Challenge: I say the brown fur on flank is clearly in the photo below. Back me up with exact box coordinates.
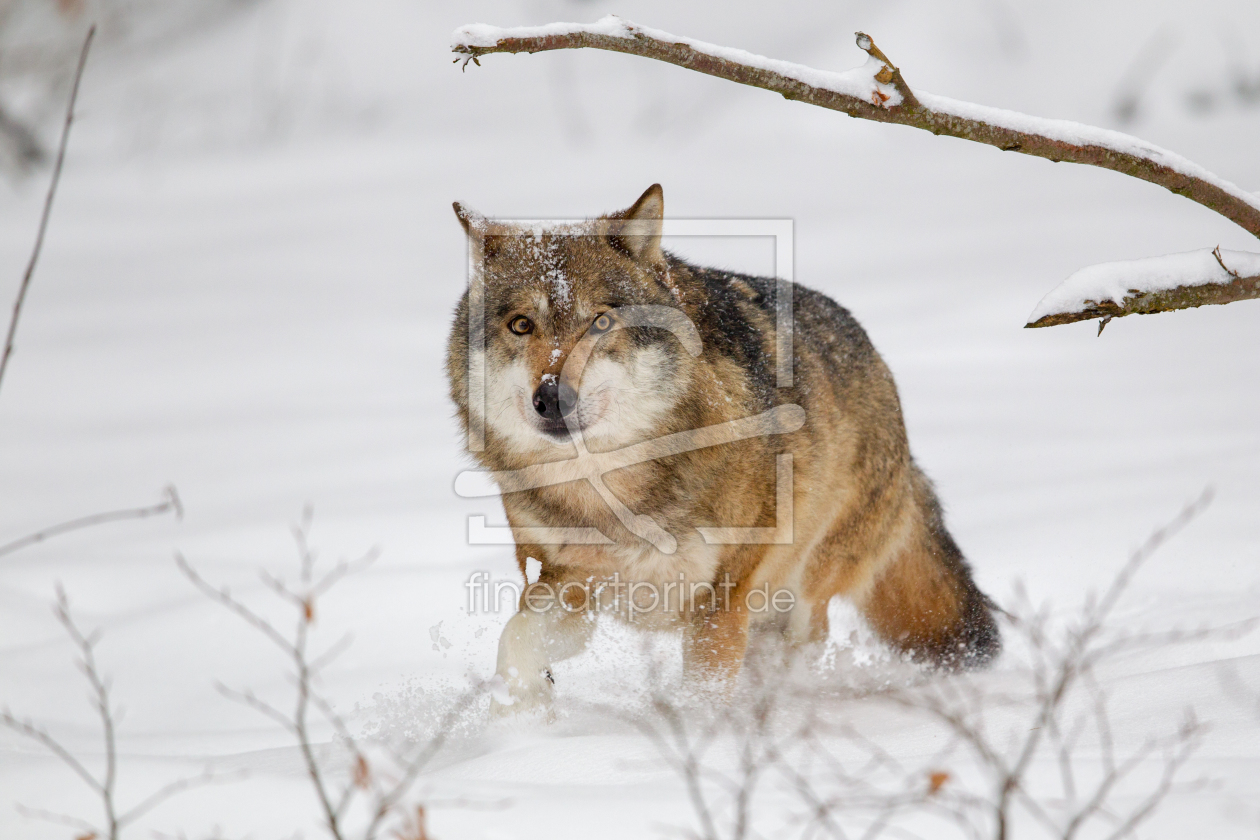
[446,185,999,713]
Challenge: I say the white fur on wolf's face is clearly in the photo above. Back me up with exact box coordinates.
[479,314,687,456]
[576,346,682,447]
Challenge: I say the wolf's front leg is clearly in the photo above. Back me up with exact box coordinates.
[682,604,750,701]
[491,602,595,716]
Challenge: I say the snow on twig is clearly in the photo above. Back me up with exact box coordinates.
[454,16,902,106]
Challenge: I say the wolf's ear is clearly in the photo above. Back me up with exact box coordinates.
[453,201,497,261]
[453,201,483,237]
[606,184,664,264]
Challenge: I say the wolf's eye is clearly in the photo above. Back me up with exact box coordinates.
[508,316,533,335]
[591,313,613,334]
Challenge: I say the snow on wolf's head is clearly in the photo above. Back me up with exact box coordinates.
[446,185,704,465]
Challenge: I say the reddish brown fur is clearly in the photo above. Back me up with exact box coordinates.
[446,186,999,711]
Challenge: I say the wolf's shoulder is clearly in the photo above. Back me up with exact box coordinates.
[681,260,877,363]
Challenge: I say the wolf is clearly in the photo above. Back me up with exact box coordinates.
[446,185,999,714]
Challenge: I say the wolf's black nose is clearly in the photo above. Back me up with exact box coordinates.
[532,379,578,420]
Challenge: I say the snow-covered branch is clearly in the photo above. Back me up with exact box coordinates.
[453,17,1260,328]
[1026,248,1260,330]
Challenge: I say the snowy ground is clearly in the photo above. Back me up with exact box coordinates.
[2,0,1260,837]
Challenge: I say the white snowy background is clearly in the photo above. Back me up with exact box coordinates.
[1,0,1259,837]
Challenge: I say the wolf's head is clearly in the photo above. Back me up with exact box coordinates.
[447,185,705,462]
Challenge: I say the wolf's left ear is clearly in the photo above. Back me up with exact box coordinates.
[453,201,485,238]
[606,184,664,264]
[454,201,499,261]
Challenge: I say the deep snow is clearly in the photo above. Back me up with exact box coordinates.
[2,0,1260,837]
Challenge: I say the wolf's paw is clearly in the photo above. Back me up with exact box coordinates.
[488,667,555,719]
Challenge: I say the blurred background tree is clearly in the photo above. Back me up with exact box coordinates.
[0,0,260,173]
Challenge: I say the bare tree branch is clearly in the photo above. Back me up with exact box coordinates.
[1098,713,1203,840]
[2,586,218,840]
[0,486,183,561]
[176,552,298,657]
[181,515,476,840]
[214,683,300,734]
[872,491,1217,840]
[0,25,94,398]
[49,583,121,836]
[13,803,98,833]
[622,490,1221,840]
[0,710,104,797]
[116,768,245,828]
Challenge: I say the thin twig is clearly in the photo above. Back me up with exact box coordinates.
[3,585,218,840]
[54,584,121,838]
[1088,488,1213,632]
[181,518,473,840]
[0,711,103,796]
[0,486,182,560]
[359,693,480,840]
[13,804,98,833]
[1098,714,1202,840]
[214,683,299,734]
[0,25,95,398]
[116,768,245,827]
[809,492,1218,840]
[854,32,919,110]
[1212,244,1242,279]
[176,553,297,657]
